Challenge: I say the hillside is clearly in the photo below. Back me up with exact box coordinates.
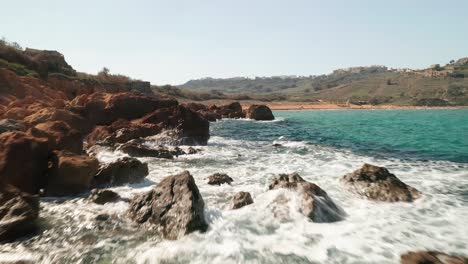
[179,62,468,106]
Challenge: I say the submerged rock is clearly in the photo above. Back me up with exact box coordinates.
[245,104,274,121]
[231,191,254,209]
[116,139,185,159]
[128,171,207,240]
[400,251,468,264]
[207,173,233,185]
[0,131,50,194]
[0,185,39,242]
[269,173,345,222]
[340,163,422,202]
[46,151,99,196]
[88,189,120,205]
[92,157,148,187]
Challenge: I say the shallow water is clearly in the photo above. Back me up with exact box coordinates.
[1,109,467,263]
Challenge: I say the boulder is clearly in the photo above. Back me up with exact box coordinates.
[69,92,178,126]
[46,151,99,196]
[340,164,422,202]
[23,107,91,133]
[269,173,345,222]
[0,119,25,134]
[0,185,39,242]
[0,131,50,194]
[183,103,221,121]
[88,189,120,205]
[136,105,210,145]
[92,157,148,187]
[29,121,83,154]
[207,173,233,185]
[401,251,468,264]
[116,139,185,158]
[128,171,207,240]
[87,119,161,146]
[217,102,245,119]
[231,191,253,209]
[245,104,274,120]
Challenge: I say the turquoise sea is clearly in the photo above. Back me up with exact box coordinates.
[3,109,468,263]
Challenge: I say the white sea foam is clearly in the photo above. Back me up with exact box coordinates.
[1,133,467,263]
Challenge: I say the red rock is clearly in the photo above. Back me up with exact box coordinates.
[29,121,83,154]
[24,107,91,133]
[136,105,209,145]
[0,131,50,194]
[46,151,99,196]
[87,119,161,146]
[245,104,274,120]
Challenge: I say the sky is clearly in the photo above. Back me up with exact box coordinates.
[1,0,468,85]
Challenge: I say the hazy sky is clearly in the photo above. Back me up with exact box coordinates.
[2,0,467,85]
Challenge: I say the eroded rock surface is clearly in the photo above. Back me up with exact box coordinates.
[400,251,468,264]
[92,157,148,187]
[269,173,345,222]
[88,189,120,205]
[341,163,422,202]
[231,191,253,209]
[207,173,234,185]
[128,171,207,240]
[245,105,274,120]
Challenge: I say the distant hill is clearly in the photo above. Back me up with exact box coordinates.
[179,62,468,106]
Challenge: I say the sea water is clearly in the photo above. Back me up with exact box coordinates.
[1,109,467,263]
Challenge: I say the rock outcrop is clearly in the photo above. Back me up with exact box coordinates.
[400,251,468,264]
[0,131,50,194]
[245,105,274,121]
[211,102,245,119]
[87,119,161,146]
[116,139,185,158]
[88,189,120,205]
[0,185,39,242]
[128,171,207,240]
[0,119,25,134]
[207,173,234,185]
[46,151,99,196]
[340,164,422,202]
[29,121,83,154]
[92,157,148,187]
[231,191,254,209]
[269,173,345,222]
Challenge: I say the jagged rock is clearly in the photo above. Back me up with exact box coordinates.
[128,171,207,240]
[340,163,422,202]
[92,157,148,187]
[116,139,184,158]
[400,251,468,264]
[187,147,199,154]
[217,102,245,119]
[95,214,110,221]
[207,173,233,185]
[231,192,253,209]
[87,119,161,146]
[88,189,120,205]
[269,173,345,222]
[0,119,25,134]
[0,185,39,242]
[23,107,91,133]
[46,151,99,196]
[69,92,178,126]
[136,105,210,145]
[0,131,50,194]
[245,105,274,120]
[183,103,221,121]
[29,121,83,154]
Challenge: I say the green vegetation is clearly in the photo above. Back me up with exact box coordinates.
[0,58,39,77]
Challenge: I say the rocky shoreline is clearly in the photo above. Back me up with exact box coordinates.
[1,51,466,263]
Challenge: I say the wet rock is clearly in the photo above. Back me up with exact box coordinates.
[400,251,468,264]
[207,173,233,185]
[0,131,50,194]
[46,151,99,196]
[231,191,254,209]
[217,102,245,119]
[116,139,184,159]
[272,143,282,147]
[88,189,120,205]
[29,121,83,154]
[245,104,274,120]
[95,213,110,221]
[136,105,210,145]
[128,171,207,240]
[187,147,199,154]
[340,163,422,202]
[0,119,25,134]
[87,119,161,146]
[92,157,148,187]
[269,173,345,222]
[0,185,39,242]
